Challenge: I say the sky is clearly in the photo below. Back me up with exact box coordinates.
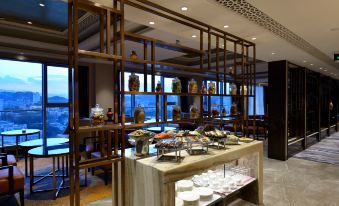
[0,59,68,98]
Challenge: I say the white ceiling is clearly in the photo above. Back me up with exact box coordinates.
[2,0,339,79]
[109,0,339,78]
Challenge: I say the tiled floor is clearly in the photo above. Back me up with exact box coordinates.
[88,156,339,206]
[2,139,339,206]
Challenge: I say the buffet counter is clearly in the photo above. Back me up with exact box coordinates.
[113,141,263,206]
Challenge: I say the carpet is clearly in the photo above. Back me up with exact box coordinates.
[294,133,339,165]
[0,157,112,206]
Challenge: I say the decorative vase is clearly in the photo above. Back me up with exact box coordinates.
[156,81,162,93]
[106,108,113,121]
[130,50,138,60]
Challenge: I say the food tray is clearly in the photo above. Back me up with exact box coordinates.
[156,140,184,162]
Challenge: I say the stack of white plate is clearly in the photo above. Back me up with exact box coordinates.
[178,191,200,206]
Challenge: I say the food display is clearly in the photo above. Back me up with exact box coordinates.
[230,102,238,115]
[225,134,239,145]
[230,83,237,95]
[201,84,207,94]
[154,130,176,140]
[172,105,181,121]
[90,104,105,126]
[128,129,155,140]
[172,77,182,93]
[156,81,162,93]
[239,137,254,143]
[128,130,155,156]
[188,78,198,93]
[190,105,199,119]
[155,140,183,149]
[128,73,140,92]
[134,105,145,123]
[208,82,216,94]
[204,129,227,139]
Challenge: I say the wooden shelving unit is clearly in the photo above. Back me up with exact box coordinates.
[268,60,339,160]
[68,0,256,205]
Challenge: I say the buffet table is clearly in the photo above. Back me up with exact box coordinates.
[114,141,263,206]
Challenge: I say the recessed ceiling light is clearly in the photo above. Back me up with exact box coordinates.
[192,35,197,38]
[330,72,334,75]
[324,69,328,72]
[251,37,256,40]
[303,60,307,63]
[181,6,188,11]
[319,67,323,70]
[271,52,276,55]
[39,3,45,7]
[223,25,229,28]
[310,63,313,66]
[27,21,32,25]
[149,21,155,25]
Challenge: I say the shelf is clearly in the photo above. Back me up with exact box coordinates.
[124,32,204,55]
[78,0,122,15]
[78,50,122,61]
[122,91,254,97]
[78,124,122,133]
[288,137,304,146]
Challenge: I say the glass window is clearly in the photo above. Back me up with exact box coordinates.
[0,59,42,144]
[249,86,265,115]
[46,107,69,137]
[47,66,69,103]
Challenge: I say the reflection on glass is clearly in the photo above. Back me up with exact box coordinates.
[46,107,69,138]
[47,66,69,103]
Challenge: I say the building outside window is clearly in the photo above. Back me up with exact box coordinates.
[0,59,69,145]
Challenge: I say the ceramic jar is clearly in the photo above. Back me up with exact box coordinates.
[134,105,145,123]
[172,105,181,121]
[172,77,182,93]
[90,104,105,126]
[208,82,216,94]
[128,73,140,92]
[188,79,198,94]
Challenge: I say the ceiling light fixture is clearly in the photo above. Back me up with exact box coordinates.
[149,21,155,25]
[310,63,313,66]
[319,67,323,70]
[181,6,188,11]
[223,25,229,28]
[271,52,276,55]
[324,69,328,72]
[251,37,256,40]
[27,21,32,25]
[39,3,45,7]
[192,35,197,38]
[303,60,307,63]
